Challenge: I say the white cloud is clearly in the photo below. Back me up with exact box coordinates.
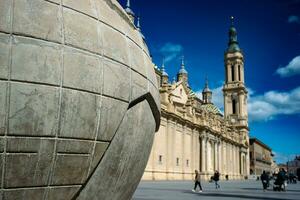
[196,82,300,122]
[288,15,300,24]
[248,86,300,122]
[159,42,183,63]
[276,56,300,77]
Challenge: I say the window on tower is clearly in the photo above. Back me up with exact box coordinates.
[231,65,235,81]
[238,65,241,81]
[232,99,237,114]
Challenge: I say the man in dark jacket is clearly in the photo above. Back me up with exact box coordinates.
[192,170,203,193]
[261,171,269,191]
[213,170,220,189]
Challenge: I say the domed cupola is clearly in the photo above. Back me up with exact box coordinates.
[161,59,169,84]
[202,77,212,104]
[177,56,188,85]
[227,16,241,53]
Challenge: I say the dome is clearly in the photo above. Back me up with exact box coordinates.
[179,68,188,74]
[201,104,223,116]
[0,0,160,199]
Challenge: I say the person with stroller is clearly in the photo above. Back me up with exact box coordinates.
[274,168,287,191]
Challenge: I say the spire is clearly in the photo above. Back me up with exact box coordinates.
[161,58,168,77]
[125,0,135,22]
[172,77,176,84]
[202,76,212,104]
[179,56,187,74]
[227,16,240,52]
[137,15,141,31]
[203,76,211,92]
[136,14,145,40]
[230,16,234,26]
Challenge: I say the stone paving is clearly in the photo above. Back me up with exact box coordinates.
[133,180,300,200]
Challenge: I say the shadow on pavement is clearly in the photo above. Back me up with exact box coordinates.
[193,192,298,200]
[241,188,300,193]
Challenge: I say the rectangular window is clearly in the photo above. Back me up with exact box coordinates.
[186,159,189,167]
[238,65,241,81]
[176,158,180,166]
[231,65,235,81]
[159,155,162,164]
[232,99,236,114]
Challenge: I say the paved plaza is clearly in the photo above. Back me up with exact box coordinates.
[133,180,300,200]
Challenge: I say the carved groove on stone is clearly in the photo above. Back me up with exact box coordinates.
[128,92,161,131]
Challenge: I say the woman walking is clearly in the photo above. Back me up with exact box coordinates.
[192,170,203,193]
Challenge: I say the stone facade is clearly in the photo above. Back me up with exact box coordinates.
[142,20,250,181]
[287,156,300,177]
[249,138,274,176]
[0,0,159,199]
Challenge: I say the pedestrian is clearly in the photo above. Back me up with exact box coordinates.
[225,174,229,181]
[213,170,220,189]
[260,171,269,191]
[277,168,286,191]
[192,170,203,193]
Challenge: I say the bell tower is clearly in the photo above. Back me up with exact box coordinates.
[223,17,248,128]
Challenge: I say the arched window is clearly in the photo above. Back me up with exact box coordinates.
[231,65,235,81]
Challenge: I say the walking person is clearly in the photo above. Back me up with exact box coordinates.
[192,170,203,193]
[260,171,269,191]
[213,170,220,189]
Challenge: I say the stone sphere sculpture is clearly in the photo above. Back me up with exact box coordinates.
[0,0,160,199]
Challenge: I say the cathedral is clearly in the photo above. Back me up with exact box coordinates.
[142,18,250,180]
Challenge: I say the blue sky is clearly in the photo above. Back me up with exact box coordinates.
[120,0,300,163]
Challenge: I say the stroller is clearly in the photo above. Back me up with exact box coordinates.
[273,176,286,191]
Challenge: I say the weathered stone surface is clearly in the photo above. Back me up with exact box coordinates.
[102,23,129,66]
[47,186,81,200]
[0,0,12,33]
[131,70,148,101]
[77,100,156,200]
[94,0,126,33]
[56,139,93,154]
[97,96,128,141]
[60,89,99,139]
[129,40,147,76]
[63,7,101,53]
[0,1,160,199]
[0,81,7,135]
[51,154,90,185]
[103,59,130,101]
[63,0,97,18]
[9,83,59,136]
[63,47,102,93]
[144,53,158,88]
[89,142,109,176]
[11,36,61,85]
[13,0,62,42]
[3,188,45,200]
[0,33,10,79]
[5,138,55,188]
